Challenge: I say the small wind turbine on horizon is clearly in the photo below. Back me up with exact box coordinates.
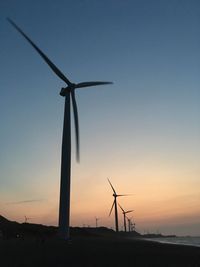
[95,217,100,228]
[127,216,131,232]
[8,18,113,240]
[118,204,133,232]
[24,216,32,223]
[132,222,136,231]
[126,216,133,232]
[108,179,131,232]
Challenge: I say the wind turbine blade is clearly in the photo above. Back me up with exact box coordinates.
[109,201,115,216]
[118,203,124,212]
[7,18,72,86]
[117,194,133,197]
[70,89,80,162]
[125,210,134,214]
[107,178,116,195]
[76,81,113,89]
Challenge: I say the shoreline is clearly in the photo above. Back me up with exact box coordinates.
[138,236,200,248]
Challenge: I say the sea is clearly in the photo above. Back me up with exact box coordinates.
[146,236,200,248]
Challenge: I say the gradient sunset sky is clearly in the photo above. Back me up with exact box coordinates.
[0,0,200,236]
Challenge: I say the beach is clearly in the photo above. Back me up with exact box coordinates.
[1,235,200,267]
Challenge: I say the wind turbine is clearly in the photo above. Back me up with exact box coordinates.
[132,222,136,231]
[118,204,133,232]
[95,217,99,228]
[127,217,131,232]
[8,18,113,240]
[108,179,129,232]
[24,216,31,223]
[126,216,133,232]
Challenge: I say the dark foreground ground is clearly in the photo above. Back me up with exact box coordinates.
[1,236,200,267]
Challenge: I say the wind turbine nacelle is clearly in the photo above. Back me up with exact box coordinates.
[60,87,70,96]
[60,84,76,96]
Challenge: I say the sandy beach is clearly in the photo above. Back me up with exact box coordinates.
[1,235,200,267]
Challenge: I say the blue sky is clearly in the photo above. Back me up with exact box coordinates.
[0,0,200,235]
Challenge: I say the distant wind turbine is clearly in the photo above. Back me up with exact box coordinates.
[24,216,32,223]
[126,216,133,232]
[132,222,136,231]
[118,204,133,232]
[108,179,130,232]
[127,217,131,232]
[8,18,113,240]
[95,217,99,228]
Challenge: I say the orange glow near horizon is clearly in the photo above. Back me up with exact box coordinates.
[2,158,200,236]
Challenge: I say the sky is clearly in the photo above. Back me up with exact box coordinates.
[0,0,200,236]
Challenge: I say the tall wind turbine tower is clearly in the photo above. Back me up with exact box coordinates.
[108,179,129,232]
[8,18,112,240]
[118,204,133,232]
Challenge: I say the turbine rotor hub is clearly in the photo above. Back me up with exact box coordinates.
[60,84,76,96]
